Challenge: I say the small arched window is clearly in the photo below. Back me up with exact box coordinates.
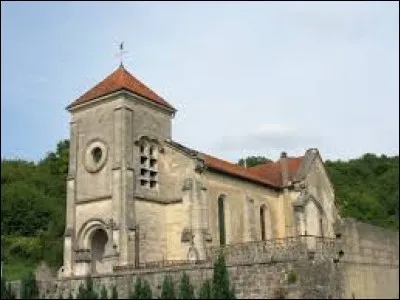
[218,195,226,246]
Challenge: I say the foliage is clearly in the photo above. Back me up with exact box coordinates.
[131,277,142,299]
[131,277,152,299]
[212,252,235,299]
[178,272,194,299]
[238,156,271,168]
[198,279,212,299]
[20,271,39,299]
[75,277,98,299]
[325,154,399,229]
[68,290,74,299]
[111,285,118,299]
[160,275,176,299]
[141,279,152,299]
[1,277,16,299]
[287,270,297,284]
[1,140,69,278]
[100,285,108,299]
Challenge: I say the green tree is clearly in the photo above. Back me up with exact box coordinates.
[130,277,152,299]
[178,272,194,299]
[20,271,39,299]
[1,277,7,299]
[100,285,108,299]
[160,275,175,299]
[76,283,86,299]
[110,285,118,299]
[1,277,15,299]
[212,252,235,299]
[198,279,212,299]
[131,277,143,299]
[141,279,152,299]
[325,154,399,230]
[238,156,271,168]
[68,290,74,299]
[1,140,70,278]
[75,277,98,299]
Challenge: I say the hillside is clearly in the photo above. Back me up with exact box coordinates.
[1,142,398,280]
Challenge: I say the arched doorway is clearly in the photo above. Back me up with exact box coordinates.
[90,229,108,274]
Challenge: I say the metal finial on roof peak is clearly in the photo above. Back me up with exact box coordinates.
[115,41,128,67]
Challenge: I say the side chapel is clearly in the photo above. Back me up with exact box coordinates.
[60,64,340,278]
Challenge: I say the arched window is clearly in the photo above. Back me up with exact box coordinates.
[218,195,226,246]
[248,198,256,240]
[260,206,266,241]
[319,217,324,237]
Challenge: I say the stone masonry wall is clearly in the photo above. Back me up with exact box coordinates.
[33,258,339,299]
[8,224,399,299]
[336,219,399,299]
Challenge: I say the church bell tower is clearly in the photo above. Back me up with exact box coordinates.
[60,64,176,278]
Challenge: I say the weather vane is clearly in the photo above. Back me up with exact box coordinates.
[115,41,128,66]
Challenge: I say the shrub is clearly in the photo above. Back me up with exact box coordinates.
[198,279,212,299]
[178,272,194,299]
[131,277,152,299]
[75,277,98,299]
[1,277,16,299]
[160,275,175,299]
[131,277,142,299]
[21,271,39,299]
[100,285,108,299]
[212,252,235,299]
[68,290,74,299]
[287,270,297,284]
[141,280,152,299]
[111,285,118,299]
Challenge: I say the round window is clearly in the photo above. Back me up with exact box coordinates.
[91,147,102,163]
[84,140,108,173]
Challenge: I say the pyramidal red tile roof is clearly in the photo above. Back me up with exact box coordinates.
[247,157,304,187]
[67,64,175,110]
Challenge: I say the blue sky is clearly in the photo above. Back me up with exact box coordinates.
[1,1,399,163]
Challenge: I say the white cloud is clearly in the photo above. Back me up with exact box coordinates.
[215,123,322,153]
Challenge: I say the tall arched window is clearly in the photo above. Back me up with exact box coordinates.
[260,206,266,241]
[319,217,324,237]
[218,195,226,246]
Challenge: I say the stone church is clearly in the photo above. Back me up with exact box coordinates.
[59,64,341,278]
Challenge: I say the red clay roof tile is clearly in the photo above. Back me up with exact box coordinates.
[67,65,175,110]
[202,154,283,188]
[247,157,304,186]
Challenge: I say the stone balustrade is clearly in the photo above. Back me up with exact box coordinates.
[205,235,338,265]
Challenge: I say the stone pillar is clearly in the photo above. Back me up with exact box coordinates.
[112,106,123,265]
[62,122,78,278]
[280,151,295,237]
[112,104,135,266]
[191,179,208,260]
[103,219,119,273]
